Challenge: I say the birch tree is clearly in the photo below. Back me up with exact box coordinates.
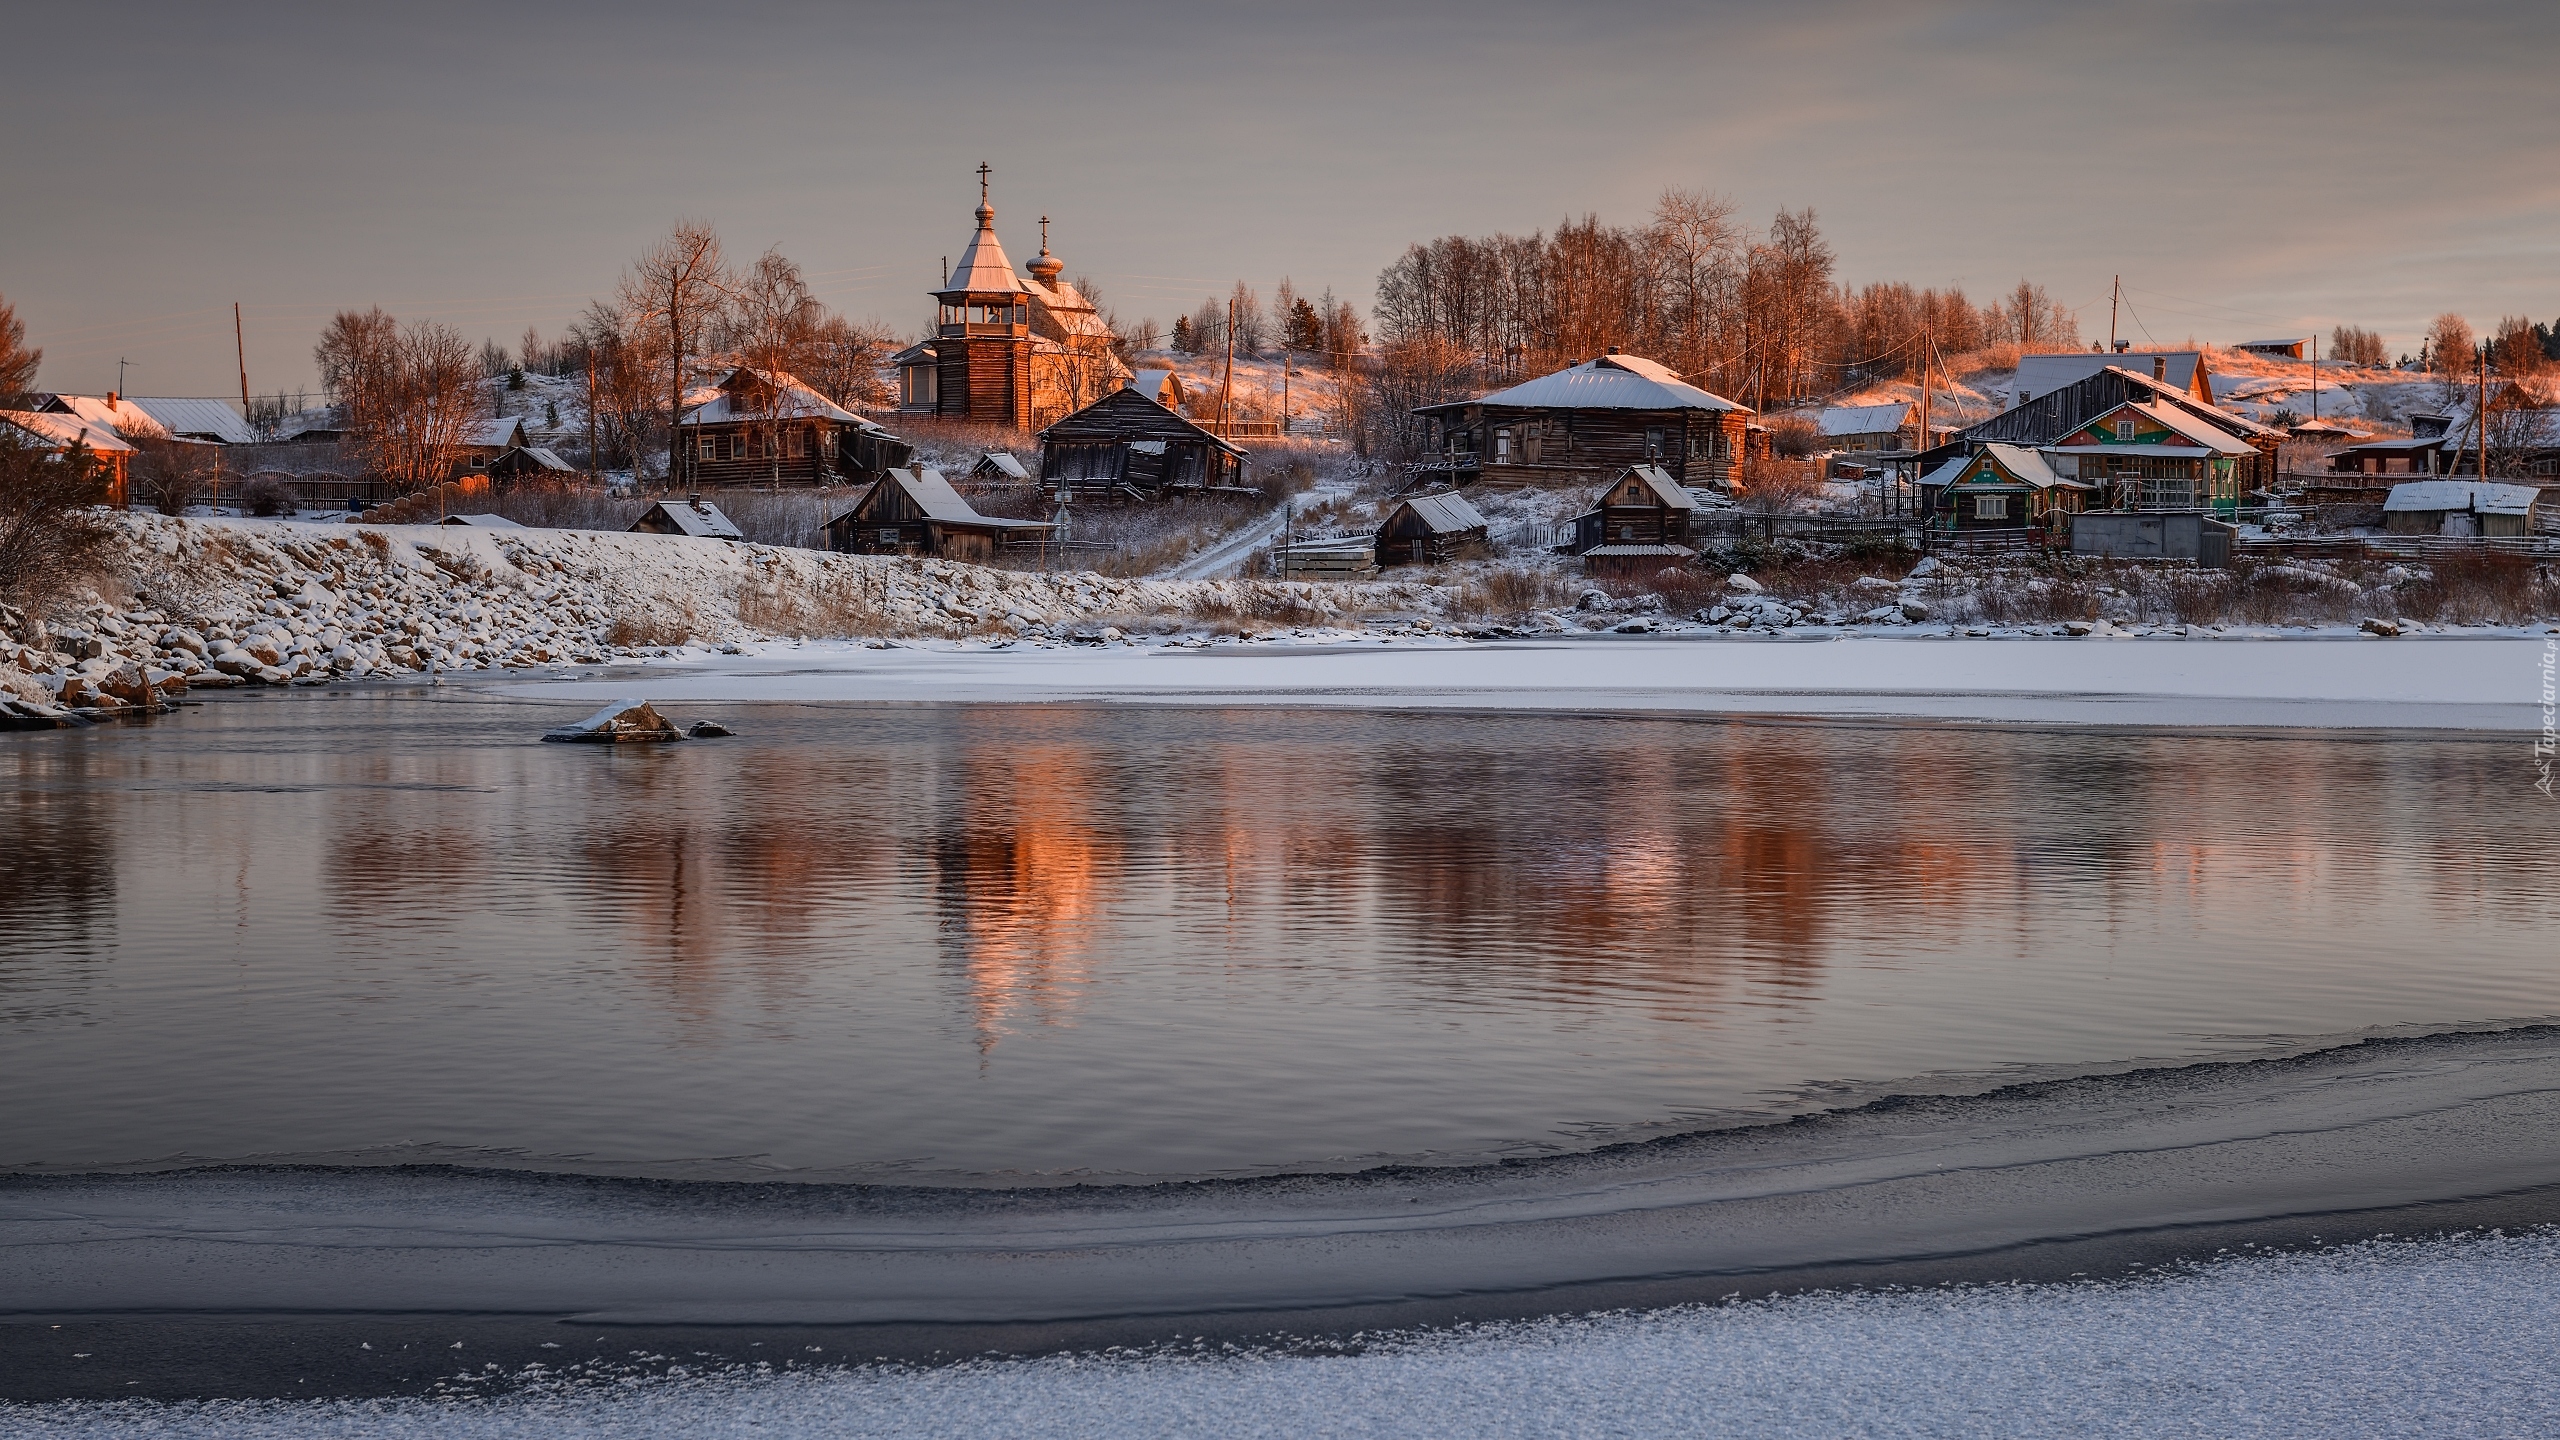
[618,222,731,484]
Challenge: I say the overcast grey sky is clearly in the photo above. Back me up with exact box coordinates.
[4,0,2554,398]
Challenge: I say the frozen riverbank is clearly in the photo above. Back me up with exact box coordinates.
[14,1228,2558,1436]
[8,1023,2560,1402]
[502,627,2549,730]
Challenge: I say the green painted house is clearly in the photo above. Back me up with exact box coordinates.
[2046,401,2254,516]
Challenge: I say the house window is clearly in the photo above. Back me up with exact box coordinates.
[2115,417,2136,440]
[1494,429,1512,463]
[878,528,900,545]
[1645,428,1665,458]
[698,434,716,460]
[788,428,807,458]
[1974,494,2009,520]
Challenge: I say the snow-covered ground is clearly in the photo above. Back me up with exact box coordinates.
[507,628,2546,730]
[14,1231,2558,1437]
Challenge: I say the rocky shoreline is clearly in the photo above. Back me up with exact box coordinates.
[0,514,1449,727]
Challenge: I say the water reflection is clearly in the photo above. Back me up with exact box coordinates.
[4,695,2556,1181]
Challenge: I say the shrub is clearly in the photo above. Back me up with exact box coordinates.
[0,440,118,611]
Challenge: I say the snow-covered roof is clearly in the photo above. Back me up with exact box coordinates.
[679,367,874,428]
[464,416,525,449]
[633,499,744,540]
[1390,491,1489,535]
[2236,338,2313,353]
[972,450,1031,481]
[1457,353,1748,414]
[0,409,138,453]
[2016,351,2203,403]
[123,396,255,444]
[1622,463,1698,511]
[2081,401,2259,456]
[498,446,576,472]
[941,204,1024,296]
[880,467,1050,530]
[2337,436,2442,454]
[1819,402,1912,437]
[1928,442,2066,489]
[1582,543,1697,558]
[2384,480,2540,515]
[440,513,525,528]
[273,407,346,440]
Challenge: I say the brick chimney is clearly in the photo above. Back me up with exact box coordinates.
[2152,356,2166,382]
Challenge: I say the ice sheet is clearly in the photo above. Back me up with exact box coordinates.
[499,632,2545,730]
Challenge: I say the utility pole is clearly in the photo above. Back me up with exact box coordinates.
[115,357,132,396]
[234,303,250,417]
[1280,348,1291,436]
[2108,276,2119,352]
[2478,342,2490,480]
[2309,333,2318,428]
[1916,319,1933,521]
[586,351,599,482]
[1217,298,1236,431]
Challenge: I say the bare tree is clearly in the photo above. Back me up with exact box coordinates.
[2426,313,2475,401]
[618,221,732,485]
[0,291,38,402]
[730,247,824,486]
[2329,325,2387,369]
[314,309,480,491]
[801,315,900,413]
[1230,282,1267,355]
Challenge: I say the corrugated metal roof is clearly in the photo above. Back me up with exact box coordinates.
[1392,491,1489,535]
[1465,354,1747,414]
[2016,351,2203,403]
[2122,402,2258,455]
[2385,480,2540,515]
[1818,402,1911,437]
[0,409,138,453]
[1582,543,1697,557]
[440,513,526,528]
[124,396,255,444]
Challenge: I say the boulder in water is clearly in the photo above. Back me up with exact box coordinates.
[543,699,686,744]
[687,720,734,738]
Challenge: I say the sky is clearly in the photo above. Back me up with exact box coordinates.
[3,0,2555,400]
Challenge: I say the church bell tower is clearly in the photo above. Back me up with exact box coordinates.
[929,164,1032,428]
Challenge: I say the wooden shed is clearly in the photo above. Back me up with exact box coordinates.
[2383,480,2539,538]
[823,466,1051,562]
[1037,387,1247,496]
[631,498,744,541]
[485,445,577,482]
[1567,465,1697,553]
[1376,491,1491,566]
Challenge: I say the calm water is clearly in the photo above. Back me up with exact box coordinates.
[2,689,2554,1183]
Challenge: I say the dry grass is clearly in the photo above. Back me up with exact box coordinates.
[1185,581,1334,633]
[1453,565,1583,619]
[734,566,913,639]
